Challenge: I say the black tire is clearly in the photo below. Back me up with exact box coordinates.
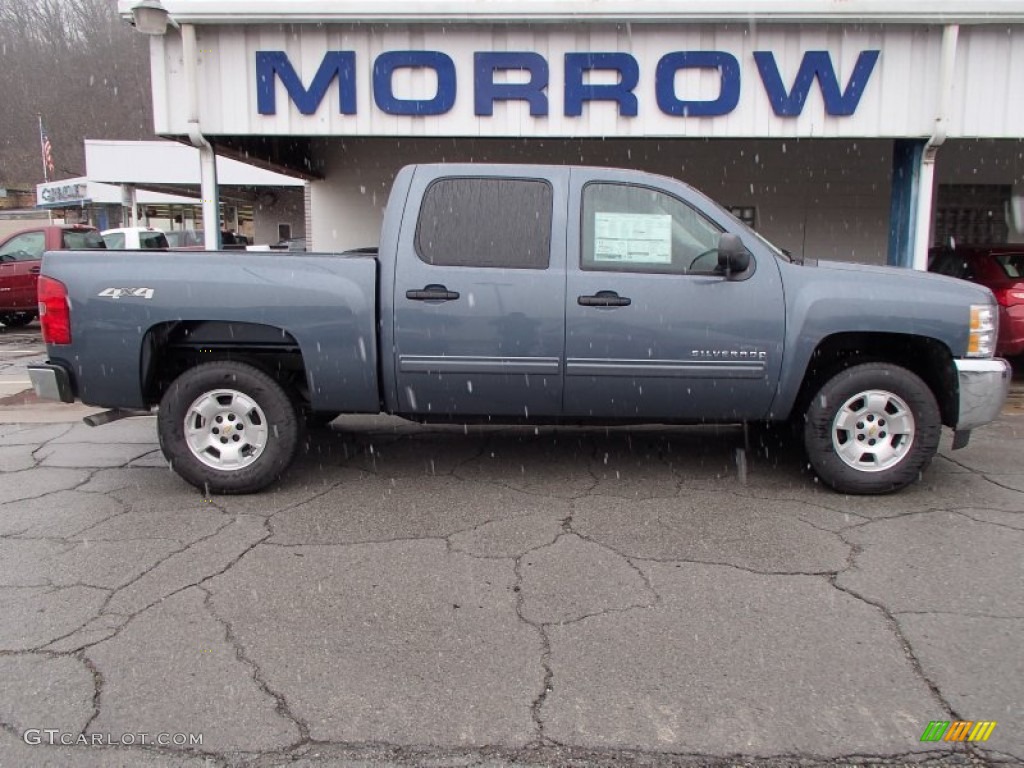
[803,363,941,495]
[157,361,301,494]
[0,312,36,328]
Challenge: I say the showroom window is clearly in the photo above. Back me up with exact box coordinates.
[933,184,1011,246]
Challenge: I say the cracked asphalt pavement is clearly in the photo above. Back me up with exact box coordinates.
[0,325,1021,767]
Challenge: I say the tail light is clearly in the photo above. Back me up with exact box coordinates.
[993,287,1024,307]
[38,276,71,344]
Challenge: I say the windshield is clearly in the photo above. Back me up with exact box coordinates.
[63,230,105,249]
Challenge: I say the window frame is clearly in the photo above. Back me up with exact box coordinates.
[414,175,555,271]
[579,181,726,276]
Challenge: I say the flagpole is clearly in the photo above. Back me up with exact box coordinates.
[38,114,53,223]
[37,114,48,183]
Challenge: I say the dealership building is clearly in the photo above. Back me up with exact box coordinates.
[120,0,1023,266]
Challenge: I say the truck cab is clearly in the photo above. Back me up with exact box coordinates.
[384,165,784,423]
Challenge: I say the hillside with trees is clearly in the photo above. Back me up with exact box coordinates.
[0,0,153,185]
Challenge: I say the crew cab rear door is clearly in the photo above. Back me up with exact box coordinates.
[563,168,786,421]
[392,166,568,418]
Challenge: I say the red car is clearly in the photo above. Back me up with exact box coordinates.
[929,244,1024,357]
[0,225,104,328]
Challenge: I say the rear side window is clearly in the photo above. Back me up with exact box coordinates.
[992,252,1024,278]
[140,232,169,249]
[63,230,105,249]
[102,232,125,249]
[415,177,552,269]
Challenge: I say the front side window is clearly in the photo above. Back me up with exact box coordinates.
[416,177,552,269]
[0,231,45,262]
[582,183,724,274]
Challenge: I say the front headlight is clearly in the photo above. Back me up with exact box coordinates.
[967,304,997,358]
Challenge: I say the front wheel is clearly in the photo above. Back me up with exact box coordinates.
[803,363,941,494]
[158,361,301,494]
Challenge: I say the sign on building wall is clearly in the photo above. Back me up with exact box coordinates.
[36,180,90,207]
[149,24,1021,139]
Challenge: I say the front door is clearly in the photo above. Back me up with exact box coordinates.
[563,170,786,421]
[392,167,568,419]
[0,230,45,311]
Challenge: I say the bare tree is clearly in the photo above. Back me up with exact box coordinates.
[0,0,153,185]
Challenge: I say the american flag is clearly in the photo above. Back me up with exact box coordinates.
[39,121,55,180]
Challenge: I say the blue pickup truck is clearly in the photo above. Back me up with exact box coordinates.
[29,164,1010,494]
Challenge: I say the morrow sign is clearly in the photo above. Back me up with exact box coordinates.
[256,49,880,119]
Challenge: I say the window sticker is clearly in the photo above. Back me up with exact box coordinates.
[594,212,672,264]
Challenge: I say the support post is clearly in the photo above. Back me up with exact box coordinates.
[888,139,924,268]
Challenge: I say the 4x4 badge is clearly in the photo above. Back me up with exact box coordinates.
[97,287,154,300]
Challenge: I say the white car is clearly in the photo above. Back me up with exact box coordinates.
[101,227,169,250]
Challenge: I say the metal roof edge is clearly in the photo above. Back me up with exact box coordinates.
[117,0,1024,25]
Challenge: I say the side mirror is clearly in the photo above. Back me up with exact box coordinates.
[717,233,751,276]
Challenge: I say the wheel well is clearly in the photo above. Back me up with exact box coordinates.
[793,332,958,428]
[141,321,309,407]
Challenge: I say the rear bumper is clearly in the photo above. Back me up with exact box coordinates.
[955,358,1011,431]
[28,363,75,403]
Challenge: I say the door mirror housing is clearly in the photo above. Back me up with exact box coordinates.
[717,233,751,277]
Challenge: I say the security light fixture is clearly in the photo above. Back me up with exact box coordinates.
[130,0,174,35]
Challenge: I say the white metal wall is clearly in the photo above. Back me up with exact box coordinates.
[146,22,1024,139]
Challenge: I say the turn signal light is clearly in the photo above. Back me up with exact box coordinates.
[967,304,996,358]
[38,276,71,345]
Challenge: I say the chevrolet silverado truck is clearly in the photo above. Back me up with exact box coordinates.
[29,164,1010,495]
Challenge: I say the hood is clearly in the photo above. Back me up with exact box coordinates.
[812,259,996,304]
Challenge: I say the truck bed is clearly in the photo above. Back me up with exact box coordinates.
[40,248,381,413]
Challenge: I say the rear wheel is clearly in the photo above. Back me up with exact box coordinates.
[803,363,941,494]
[158,361,301,494]
[0,312,36,328]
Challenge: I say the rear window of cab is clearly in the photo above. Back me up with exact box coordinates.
[63,230,105,249]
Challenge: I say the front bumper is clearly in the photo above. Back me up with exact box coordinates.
[28,363,75,403]
[955,358,1011,431]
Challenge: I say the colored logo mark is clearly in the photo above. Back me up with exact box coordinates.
[920,721,997,742]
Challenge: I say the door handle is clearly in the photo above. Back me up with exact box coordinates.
[29,266,41,274]
[578,290,631,307]
[406,284,460,302]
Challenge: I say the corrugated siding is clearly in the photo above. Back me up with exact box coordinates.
[150,23,1021,139]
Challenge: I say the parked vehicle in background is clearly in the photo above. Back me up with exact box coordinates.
[0,224,103,327]
[271,237,307,252]
[101,227,169,250]
[164,229,205,250]
[29,164,1010,495]
[163,229,250,250]
[929,244,1024,357]
[221,230,250,250]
